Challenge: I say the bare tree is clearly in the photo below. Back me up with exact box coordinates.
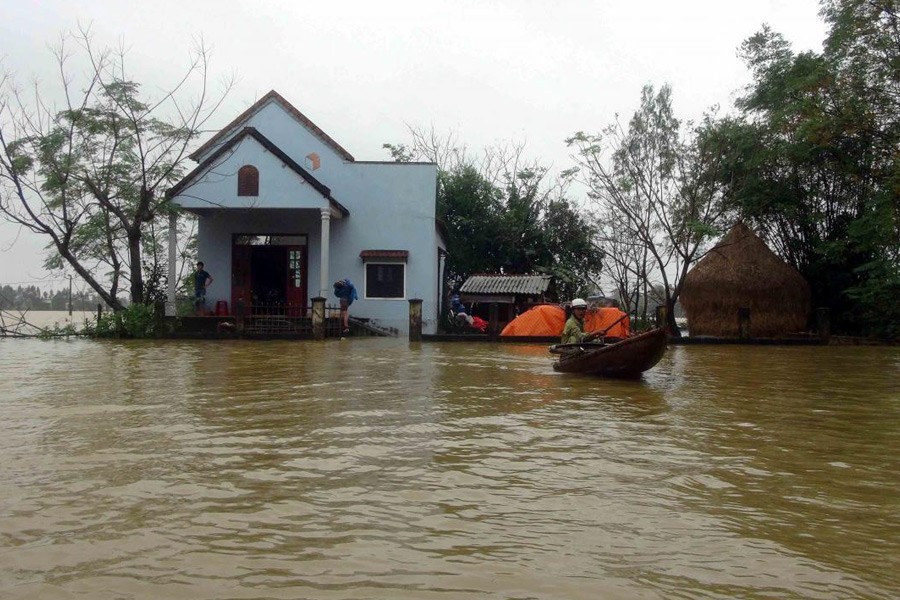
[593,206,646,316]
[0,27,231,310]
[569,84,731,334]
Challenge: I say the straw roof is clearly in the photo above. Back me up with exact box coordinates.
[681,223,811,337]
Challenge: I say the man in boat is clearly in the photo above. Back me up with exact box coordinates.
[561,298,602,345]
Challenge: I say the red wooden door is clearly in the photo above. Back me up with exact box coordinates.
[285,246,307,316]
[231,245,252,316]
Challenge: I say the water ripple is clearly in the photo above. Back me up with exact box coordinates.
[0,338,897,599]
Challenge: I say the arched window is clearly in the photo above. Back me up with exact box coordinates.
[237,165,259,196]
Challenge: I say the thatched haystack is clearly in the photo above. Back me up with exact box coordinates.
[681,223,811,337]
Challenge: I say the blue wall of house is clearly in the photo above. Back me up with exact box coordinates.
[174,97,442,333]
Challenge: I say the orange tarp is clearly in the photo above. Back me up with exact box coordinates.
[500,305,566,336]
[500,305,631,338]
[586,307,631,338]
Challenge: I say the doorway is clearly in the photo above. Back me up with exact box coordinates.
[251,245,286,303]
[231,235,308,316]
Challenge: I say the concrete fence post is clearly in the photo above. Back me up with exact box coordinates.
[655,305,667,330]
[738,307,751,339]
[488,302,499,341]
[816,307,831,343]
[409,298,423,342]
[312,296,326,340]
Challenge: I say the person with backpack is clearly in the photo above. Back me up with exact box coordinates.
[333,278,358,335]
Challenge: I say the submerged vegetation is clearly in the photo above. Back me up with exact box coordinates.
[1,302,173,339]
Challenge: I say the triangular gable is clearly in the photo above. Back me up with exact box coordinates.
[169,127,349,216]
[190,90,355,163]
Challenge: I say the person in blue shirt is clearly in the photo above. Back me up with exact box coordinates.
[450,292,464,314]
[333,278,358,334]
[193,261,213,315]
[449,291,474,328]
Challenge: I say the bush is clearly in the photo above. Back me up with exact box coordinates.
[89,303,159,338]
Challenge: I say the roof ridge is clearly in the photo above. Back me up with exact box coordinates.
[189,90,355,162]
[168,127,349,216]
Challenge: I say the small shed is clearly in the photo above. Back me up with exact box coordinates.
[681,223,811,337]
[458,274,552,324]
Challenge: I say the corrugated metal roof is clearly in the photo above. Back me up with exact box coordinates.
[459,274,551,295]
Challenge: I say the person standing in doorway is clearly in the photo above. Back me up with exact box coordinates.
[333,278,358,335]
[194,261,213,316]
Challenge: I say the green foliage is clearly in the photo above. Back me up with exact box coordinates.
[438,165,505,281]
[437,163,602,301]
[142,260,169,307]
[0,284,106,311]
[37,322,79,340]
[88,303,159,338]
[710,0,900,338]
[539,198,604,300]
[0,32,227,312]
[382,142,415,163]
[385,128,602,300]
[569,83,730,331]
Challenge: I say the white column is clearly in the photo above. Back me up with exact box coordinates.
[166,211,177,316]
[319,207,331,297]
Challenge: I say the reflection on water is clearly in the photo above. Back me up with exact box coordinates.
[0,338,897,599]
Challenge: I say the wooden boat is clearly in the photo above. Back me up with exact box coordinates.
[549,328,667,378]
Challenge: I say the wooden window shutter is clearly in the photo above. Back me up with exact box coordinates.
[237,165,259,196]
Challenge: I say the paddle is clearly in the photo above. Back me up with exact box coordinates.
[584,312,629,341]
[549,312,630,354]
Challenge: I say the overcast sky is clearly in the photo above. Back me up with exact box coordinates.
[0,0,827,292]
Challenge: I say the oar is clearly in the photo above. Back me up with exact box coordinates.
[549,313,631,354]
[549,342,605,354]
[584,312,630,342]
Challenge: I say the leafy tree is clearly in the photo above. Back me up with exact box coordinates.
[0,283,105,311]
[437,164,505,282]
[709,1,899,337]
[386,128,603,300]
[0,28,230,311]
[539,195,603,300]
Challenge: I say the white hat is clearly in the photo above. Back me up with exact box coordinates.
[571,298,587,308]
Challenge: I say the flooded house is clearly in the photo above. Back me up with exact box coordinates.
[166,91,443,334]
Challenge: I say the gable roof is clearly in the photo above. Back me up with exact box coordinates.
[460,274,552,296]
[168,127,349,216]
[190,90,355,162]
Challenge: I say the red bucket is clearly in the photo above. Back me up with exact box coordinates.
[214,300,229,316]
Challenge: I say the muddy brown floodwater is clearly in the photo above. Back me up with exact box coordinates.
[0,338,897,599]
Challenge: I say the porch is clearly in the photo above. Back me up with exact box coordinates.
[164,205,345,320]
[167,300,396,339]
